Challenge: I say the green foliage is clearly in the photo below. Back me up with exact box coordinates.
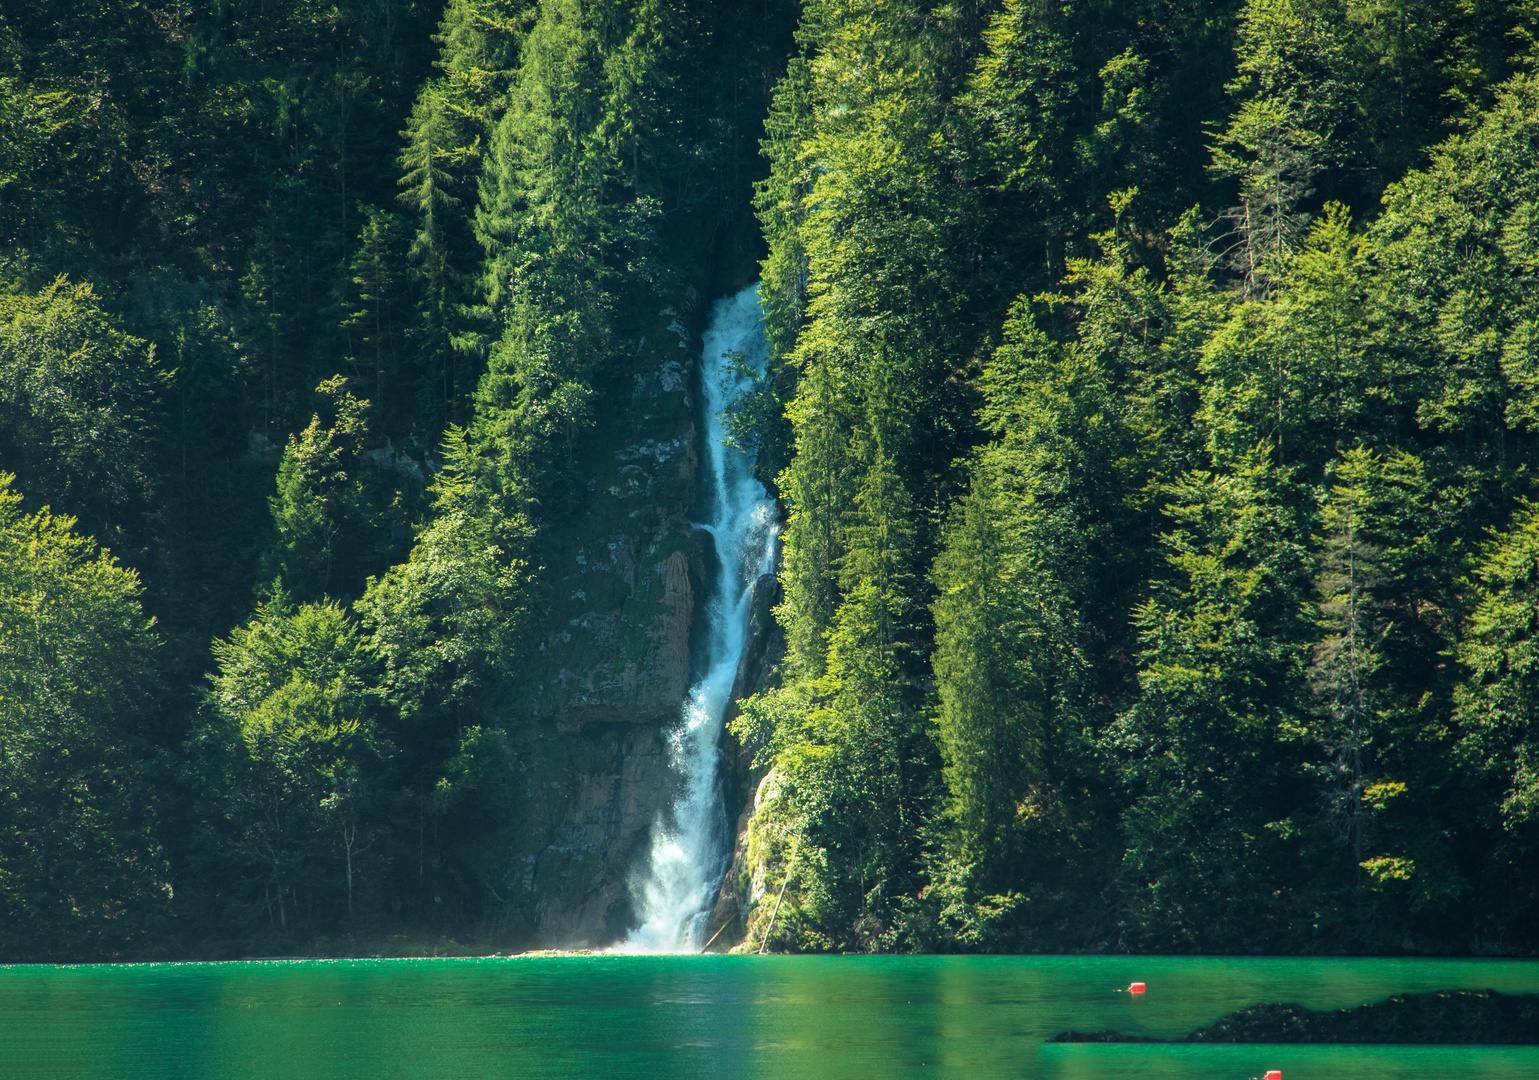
[1454,504,1539,925]
[7,0,1539,959]
[346,206,411,419]
[206,591,382,930]
[473,0,675,502]
[1457,506,1539,828]
[0,475,168,959]
[265,377,376,602]
[191,417,533,940]
[1372,73,1539,447]
[351,425,531,919]
[1208,0,1358,292]
[397,0,532,423]
[358,426,533,732]
[933,467,1076,892]
[1199,204,1382,470]
[737,0,1539,956]
[0,277,164,547]
[1308,450,1390,872]
[933,280,1143,907]
[1110,457,1314,949]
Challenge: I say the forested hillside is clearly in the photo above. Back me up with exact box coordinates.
[732,0,1539,955]
[0,0,795,958]
[3,0,1539,959]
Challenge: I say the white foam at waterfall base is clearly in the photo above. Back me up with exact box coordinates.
[620,284,779,954]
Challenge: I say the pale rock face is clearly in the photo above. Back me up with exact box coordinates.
[726,766,802,954]
[484,288,786,951]
[556,545,694,725]
[500,720,677,945]
[487,315,707,949]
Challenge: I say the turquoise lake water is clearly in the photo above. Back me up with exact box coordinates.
[2,954,1537,1079]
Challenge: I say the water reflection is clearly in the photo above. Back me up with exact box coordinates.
[0,955,1536,1080]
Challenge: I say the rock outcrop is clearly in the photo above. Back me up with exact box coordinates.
[703,571,784,948]
[1050,990,1539,1044]
[489,307,707,948]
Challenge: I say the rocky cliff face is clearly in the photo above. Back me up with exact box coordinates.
[486,304,708,948]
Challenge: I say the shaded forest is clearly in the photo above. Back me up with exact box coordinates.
[4,0,1539,958]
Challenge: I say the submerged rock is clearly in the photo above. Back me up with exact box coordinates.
[1050,989,1539,1044]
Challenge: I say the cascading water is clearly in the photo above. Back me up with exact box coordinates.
[622,284,779,954]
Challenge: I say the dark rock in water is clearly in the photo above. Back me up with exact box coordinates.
[1188,990,1539,1044]
[1049,990,1539,1045]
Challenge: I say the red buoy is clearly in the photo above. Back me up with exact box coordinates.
[1264,1071,1282,1080]
[1128,982,1146,994]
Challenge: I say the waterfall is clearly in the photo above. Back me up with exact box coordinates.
[622,284,779,954]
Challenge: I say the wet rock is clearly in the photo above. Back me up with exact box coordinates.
[726,767,806,953]
[703,573,784,950]
[494,717,679,948]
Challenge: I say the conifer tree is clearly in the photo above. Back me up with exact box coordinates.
[1209,0,1357,296]
[1110,456,1314,949]
[802,431,935,948]
[265,377,374,602]
[1309,449,1387,875]
[347,206,410,418]
[1453,505,1539,924]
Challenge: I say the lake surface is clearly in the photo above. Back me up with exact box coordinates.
[3,954,1538,1079]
